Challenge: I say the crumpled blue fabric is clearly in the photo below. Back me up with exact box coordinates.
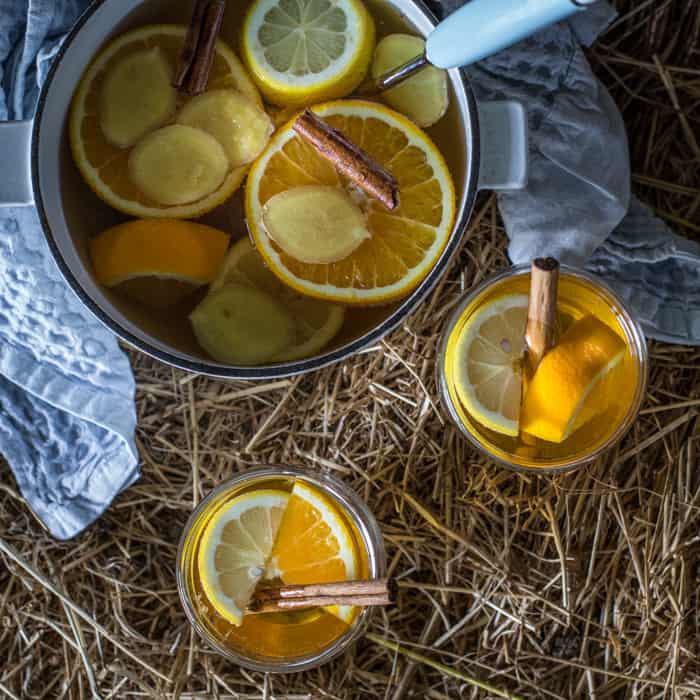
[434,0,700,345]
[0,0,138,540]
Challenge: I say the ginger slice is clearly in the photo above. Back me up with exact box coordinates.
[371,35,448,128]
[128,124,229,206]
[262,186,371,264]
[177,89,274,167]
[190,283,296,365]
[100,46,177,148]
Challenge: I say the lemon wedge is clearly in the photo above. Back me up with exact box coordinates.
[241,0,375,107]
[198,490,289,626]
[521,315,626,443]
[453,294,528,437]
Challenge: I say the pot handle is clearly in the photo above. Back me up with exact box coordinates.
[0,120,34,206]
[426,0,592,70]
[477,100,528,191]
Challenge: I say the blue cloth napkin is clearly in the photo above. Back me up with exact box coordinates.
[0,0,138,540]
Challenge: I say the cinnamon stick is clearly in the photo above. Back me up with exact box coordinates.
[524,257,560,371]
[293,110,399,210]
[173,0,225,95]
[254,578,395,602]
[249,593,394,614]
[248,578,397,613]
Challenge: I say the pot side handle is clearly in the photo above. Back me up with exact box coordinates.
[0,120,34,206]
[477,100,528,192]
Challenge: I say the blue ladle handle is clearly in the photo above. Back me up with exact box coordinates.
[427,0,594,69]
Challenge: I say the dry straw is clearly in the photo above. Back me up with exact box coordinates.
[1,1,700,697]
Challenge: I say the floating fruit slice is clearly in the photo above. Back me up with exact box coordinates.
[70,24,262,218]
[521,315,627,443]
[198,490,289,626]
[190,284,297,365]
[262,186,370,264]
[129,125,229,206]
[240,0,375,107]
[371,35,448,128]
[453,295,529,437]
[246,100,456,305]
[90,218,229,290]
[267,480,359,623]
[100,46,176,148]
[176,89,274,167]
[211,238,345,362]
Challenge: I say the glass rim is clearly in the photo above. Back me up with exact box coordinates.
[437,264,649,473]
[176,466,386,673]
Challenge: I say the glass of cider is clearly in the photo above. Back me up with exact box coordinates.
[177,467,385,671]
[438,266,648,472]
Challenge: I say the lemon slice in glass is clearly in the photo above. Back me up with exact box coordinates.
[241,0,375,107]
[198,490,289,626]
[453,294,529,437]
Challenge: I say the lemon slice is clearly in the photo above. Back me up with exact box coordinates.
[199,490,289,626]
[267,480,359,624]
[521,315,627,443]
[241,0,375,107]
[245,100,456,305]
[210,238,345,362]
[371,35,448,128]
[70,24,263,219]
[453,295,528,437]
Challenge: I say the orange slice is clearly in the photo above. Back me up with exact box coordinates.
[90,219,229,307]
[70,24,263,219]
[245,100,456,305]
[267,480,360,624]
[521,315,627,443]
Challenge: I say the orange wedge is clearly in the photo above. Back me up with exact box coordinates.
[90,219,229,294]
[70,24,263,219]
[245,100,456,305]
[267,480,360,624]
[521,315,627,443]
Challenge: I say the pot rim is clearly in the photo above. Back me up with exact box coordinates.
[33,0,480,380]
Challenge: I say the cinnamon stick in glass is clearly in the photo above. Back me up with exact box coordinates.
[525,257,560,371]
[293,110,400,211]
[248,578,397,614]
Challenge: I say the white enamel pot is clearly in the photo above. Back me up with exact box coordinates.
[0,0,588,379]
